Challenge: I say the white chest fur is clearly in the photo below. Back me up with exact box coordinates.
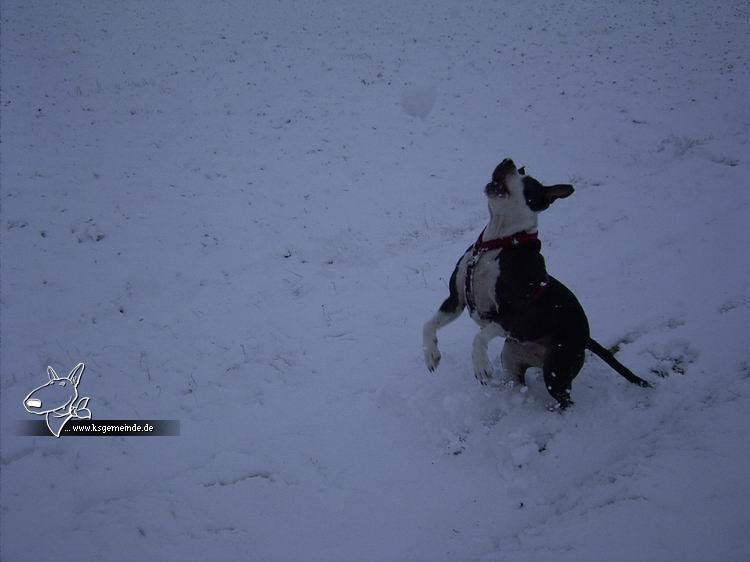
[456,249,504,325]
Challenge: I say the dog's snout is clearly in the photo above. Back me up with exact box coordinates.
[492,158,517,183]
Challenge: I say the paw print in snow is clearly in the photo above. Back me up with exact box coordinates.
[645,338,699,378]
[442,429,469,456]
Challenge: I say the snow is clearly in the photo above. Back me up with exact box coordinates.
[2,1,749,560]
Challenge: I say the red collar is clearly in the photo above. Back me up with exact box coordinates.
[472,229,539,256]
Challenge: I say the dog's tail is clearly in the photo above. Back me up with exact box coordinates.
[586,338,652,388]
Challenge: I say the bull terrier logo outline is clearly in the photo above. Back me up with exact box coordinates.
[23,363,92,437]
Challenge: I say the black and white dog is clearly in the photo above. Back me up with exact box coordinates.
[422,158,650,409]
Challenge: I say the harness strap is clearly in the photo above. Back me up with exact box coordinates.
[464,254,480,314]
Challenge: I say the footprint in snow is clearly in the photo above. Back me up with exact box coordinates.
[644,338,699,378]
[718,296,747,314]
[442,429,469,456]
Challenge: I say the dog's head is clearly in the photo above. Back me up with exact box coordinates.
[484,158,574,228]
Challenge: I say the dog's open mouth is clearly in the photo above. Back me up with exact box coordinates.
[485,181,510,198]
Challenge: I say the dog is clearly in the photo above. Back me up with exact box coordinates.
[422,158,650,409]
[23,363,92,437]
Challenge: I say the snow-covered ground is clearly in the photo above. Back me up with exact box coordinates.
[2,1,749,560]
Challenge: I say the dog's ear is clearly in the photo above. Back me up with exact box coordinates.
[545,184,574,205]
[518,166,526,175]
[68,363,85,386]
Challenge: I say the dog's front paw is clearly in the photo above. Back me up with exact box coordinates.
[474,367,493,386]
[423,342,441,372]
[472,346,494,385]
[472,355,493,386]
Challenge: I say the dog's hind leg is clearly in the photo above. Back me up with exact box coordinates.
[423,263,465,371]
[501,340,532,386]
[542,344,585,409]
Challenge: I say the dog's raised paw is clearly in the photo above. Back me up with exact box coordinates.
[424,345,441,372]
